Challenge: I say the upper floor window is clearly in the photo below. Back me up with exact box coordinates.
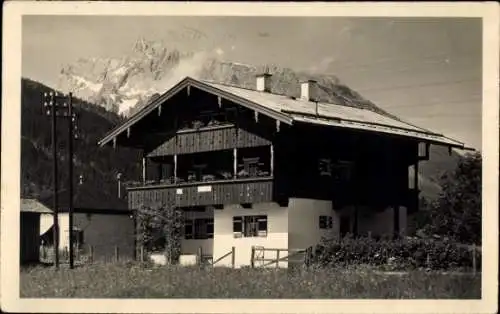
[318,158,332,176]
[318,158,353,182]
[179,108,236,131]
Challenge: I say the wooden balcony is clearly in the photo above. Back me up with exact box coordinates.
[147,124,271,157]
[127,177,275,209]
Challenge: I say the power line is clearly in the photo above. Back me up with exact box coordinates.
[409,114,482,119]
[354,77,481,94]
[323,52,477,73]
[338,60,478,79]
[380,96,482,110]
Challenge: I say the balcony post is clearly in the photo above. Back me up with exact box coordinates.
[157,163,162,182]
[270,144,274,176]
[142,157,147,184]
[174,154,178,183]
[233,148,238,178]
[414,158,419,211]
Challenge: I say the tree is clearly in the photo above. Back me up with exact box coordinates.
[424,151,482,244]
[136,201,183,264]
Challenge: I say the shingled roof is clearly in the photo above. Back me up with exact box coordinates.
[21,198,53,214]
[98,76,467,150]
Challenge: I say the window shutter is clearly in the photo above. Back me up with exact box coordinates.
[257,216,268,237]
[233,216,242,237]
[206,218,214,238]
[319,216,327,229]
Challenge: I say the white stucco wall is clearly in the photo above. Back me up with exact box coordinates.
[40,213,69,248]
[288,198,339,249]
[213,202,289,268]
[287,198,339,264]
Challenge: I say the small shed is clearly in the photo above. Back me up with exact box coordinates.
[20,198,52,265]
[38,182,135,262]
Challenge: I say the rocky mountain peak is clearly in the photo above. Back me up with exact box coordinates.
[57,38,393,118]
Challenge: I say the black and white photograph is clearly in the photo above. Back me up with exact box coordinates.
[1,2,498,313]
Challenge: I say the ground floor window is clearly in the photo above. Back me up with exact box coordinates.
[319,216,333,229]
[233,215,267,238]
[184,218,214,239]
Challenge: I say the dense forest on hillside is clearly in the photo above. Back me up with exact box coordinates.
[21,78,142,202]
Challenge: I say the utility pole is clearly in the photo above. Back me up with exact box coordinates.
[42,91,78,269]
[68,92,76,269]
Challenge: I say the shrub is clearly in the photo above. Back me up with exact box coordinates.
[312,235,480,271]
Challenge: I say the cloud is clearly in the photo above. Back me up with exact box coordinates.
[306,56,336,74]
[319,56,335,68]
[215,47,224,56]
[153,50,213,92]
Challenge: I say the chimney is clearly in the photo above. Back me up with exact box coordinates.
[256,73,272,92]
[300,79,318,101]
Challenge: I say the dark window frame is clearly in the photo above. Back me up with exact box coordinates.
[319,215,333,229]
[233,215,268,238]
[184,218,214,240]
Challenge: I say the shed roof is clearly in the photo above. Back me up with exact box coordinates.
[98,76,469,150]
[21,199,53,214]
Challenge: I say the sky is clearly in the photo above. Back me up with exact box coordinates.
[22,16,482,150]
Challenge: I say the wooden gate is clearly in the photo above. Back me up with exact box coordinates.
[250,246,313,268]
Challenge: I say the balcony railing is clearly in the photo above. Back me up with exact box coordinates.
[127,176,275,209]
[147,124,272,157]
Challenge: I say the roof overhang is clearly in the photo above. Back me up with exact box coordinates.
[290,114,470,150]
[98,76,293,147]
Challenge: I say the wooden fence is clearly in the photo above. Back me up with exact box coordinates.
[196,246,236,268]
[250,246,313,268]
[40,244,129,265]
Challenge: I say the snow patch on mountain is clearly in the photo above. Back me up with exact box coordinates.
[57,38,394,119]
[72,75,103,93]
[119,98,140,115]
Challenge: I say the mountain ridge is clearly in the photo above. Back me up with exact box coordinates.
[56,38,399,120]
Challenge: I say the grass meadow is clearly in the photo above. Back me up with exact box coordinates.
[20,262,480,299]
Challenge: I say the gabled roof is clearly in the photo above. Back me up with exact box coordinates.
[98,76,468,149]
[21,199,53,214]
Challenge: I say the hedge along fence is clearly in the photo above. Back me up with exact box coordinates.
[311,235,481,272]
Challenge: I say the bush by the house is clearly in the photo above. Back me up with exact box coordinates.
[312,235,481,271]
[423,152,482,245]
